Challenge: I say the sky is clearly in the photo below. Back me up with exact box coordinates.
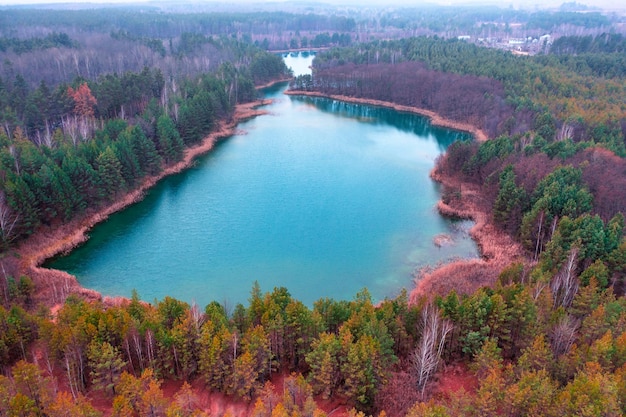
[0,0,622,11]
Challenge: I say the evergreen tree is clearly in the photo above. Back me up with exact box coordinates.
[61,153,98,210]
[88,341,127,396]
[156,115,183,164]
[46,391,102,417]
[95,146,126,200]
[129,126,161,176]
[113,131,142,187]
[4,174,40,236]
[306,332,341,399]
[493,165,527,234]
[227,350,257,400]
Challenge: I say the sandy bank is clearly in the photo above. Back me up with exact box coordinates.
[284,90,488,143]
[14,98,272,307]
[409,166,527,301]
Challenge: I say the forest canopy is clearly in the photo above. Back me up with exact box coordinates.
[0,3,625,417]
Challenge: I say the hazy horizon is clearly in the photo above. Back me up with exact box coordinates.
[0,0,624,11]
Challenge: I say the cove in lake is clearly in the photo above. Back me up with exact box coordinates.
[46,53,479,307]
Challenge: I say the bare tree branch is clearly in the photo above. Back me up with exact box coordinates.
[550,314,579,357]
[411,304,453,397]
[0,191,19,245]
[551,247,579,308]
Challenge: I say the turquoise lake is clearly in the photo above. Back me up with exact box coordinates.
[47,53,479,307]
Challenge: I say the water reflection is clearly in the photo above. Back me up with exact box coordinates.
[291,96,471,151]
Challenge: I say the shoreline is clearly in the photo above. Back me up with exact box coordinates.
[408,166,527,301]
[14,98,273,307]
[284,90,488,143]
[284,89,524,298]
[16,84,519,309]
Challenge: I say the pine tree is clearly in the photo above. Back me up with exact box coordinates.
[129,126,162,176]
[557,362,621,416]
[504,370,557,417]
[61,153,98,210]
[198,323,232,392]
[46,391,102,417]
[140,379,167,417]
[96,146,126,199]
[167,382,198,417]
[227,350,257,401]
[4,174,39,236]
[88,341,127,396]
[242,325,273,381]
[114,132,142,187]
[516,334,554,374]
[11,360,54,414]
[157,115,183,164]
[340,332,385,409]
[493,165,527,233]
[405,401,450,417]
[306,332,341,399]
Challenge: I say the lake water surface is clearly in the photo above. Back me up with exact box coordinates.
[47,53,479,307]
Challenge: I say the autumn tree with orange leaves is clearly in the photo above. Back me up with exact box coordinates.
[67,83,97,118]
[64,83,97,142]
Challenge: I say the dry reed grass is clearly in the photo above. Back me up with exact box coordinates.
[409,147,526,302]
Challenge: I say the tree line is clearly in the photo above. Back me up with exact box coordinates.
[0,32,76,55]
[0,48,287,248]
[305,37,626,157]
[0,9,356,40]
[538,33,626,79]
[0,7,356,89]
[2,5,622,90]
[297,36,626,285]
[291,61,512,139]
[2,252,626,416]
[550,33,626,55]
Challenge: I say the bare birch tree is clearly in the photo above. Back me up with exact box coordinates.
[62,115,80,146]
[550,314,579,357]
[190,302,205,333]
[411,304,453,397]
[551,247,579,308]
[557,123,574,142]
[0,191,19,246]
[533,210,545,261]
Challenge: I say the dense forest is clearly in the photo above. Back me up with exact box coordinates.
[287,32,626,414]
[2,265,626,416]
[292,34,626,281]
[295,36,626,155]
[0,46,288,248]
[1,3,624,88]
[1,3,626,417]
[0,8,354,89]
